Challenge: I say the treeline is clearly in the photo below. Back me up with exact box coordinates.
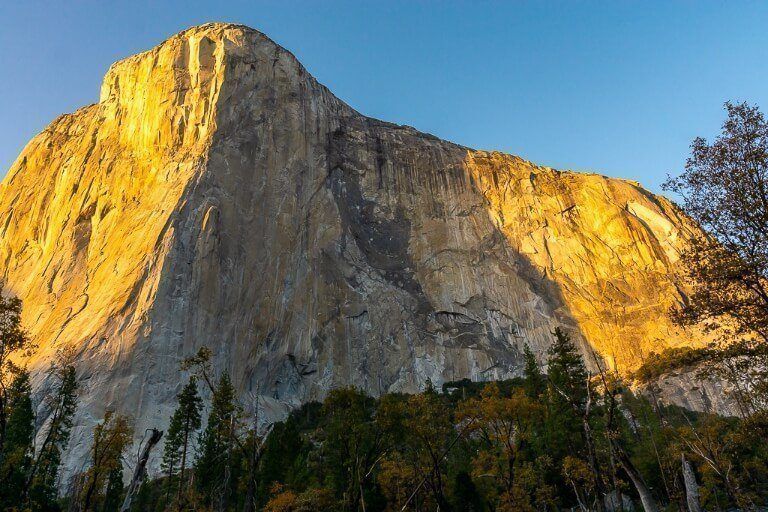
[3,309,766,511]
[226,332,765,512]
[633,347,713,384]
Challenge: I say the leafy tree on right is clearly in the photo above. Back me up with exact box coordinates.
[664,101,768,414]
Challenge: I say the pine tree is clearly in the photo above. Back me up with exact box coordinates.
[542,329,589,498]
[546,328,607,511]
[195,372,240,509]
[0,369,34,508]
[522,343,546,399]
[546,328,588,409]
[27,358,78,510]
[0,294,30,458]
[161,377,202,505]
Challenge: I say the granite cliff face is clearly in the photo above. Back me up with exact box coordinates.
[0,23,705,474]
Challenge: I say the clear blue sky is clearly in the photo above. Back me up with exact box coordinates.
[2,1,767,193]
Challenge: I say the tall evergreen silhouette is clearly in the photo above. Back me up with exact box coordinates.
[0,295,29,459]
[546,328,588,408]
[27,360,78,509]
[195,372,240,509]
[0,369,34,508]
[522,343,546,399]
[162,377,203,505]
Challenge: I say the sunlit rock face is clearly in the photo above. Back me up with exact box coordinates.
[0,23,705,474]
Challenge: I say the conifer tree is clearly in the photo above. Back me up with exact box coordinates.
[522,343,546,399]
[161,377,203,505]
[546,328,588,408]
[0,368,34,508]
[544,328,588,459]
[27,356,78,509]
[195,372,241,510]
[0,294,30,456]
[546,328,606,511]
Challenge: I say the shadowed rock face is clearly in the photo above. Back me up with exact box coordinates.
[0,23,705,475]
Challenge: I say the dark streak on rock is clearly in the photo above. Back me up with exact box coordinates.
[326,123,431,315]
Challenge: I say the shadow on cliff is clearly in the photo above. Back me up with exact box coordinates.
[324,115,600,384]
[125,110,605,409]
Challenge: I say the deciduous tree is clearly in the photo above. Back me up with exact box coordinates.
[664,101,768,411]
[77,411,133,512]
[458,382,542,509]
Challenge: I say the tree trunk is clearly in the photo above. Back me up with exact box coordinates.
[243,436,258,512]
[67,473,85,512]
[567,479,589,512]
[243,427,272,512]
[244,396,260,512]
[82,468,101,512]
[582,412,607,512]
[164,460,174,508]
[178,420,190,507]
[218,416,236,512]
[25,407,62,497]
[0,392,6,457]
[357,456,367,512]
[428,455,452,512]
[120,428,163,512]
[614,442,658,512]
[607,449,625,512]
[681,454,703,512]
